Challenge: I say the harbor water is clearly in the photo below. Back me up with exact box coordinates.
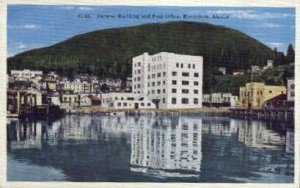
[7,114,294,182]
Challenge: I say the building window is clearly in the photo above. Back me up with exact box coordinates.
[194,73,199,77]
[124,102,127,106]
[138,84,141,88]
[172,89,177,93]
[152,90,155,94]
[172,71,177,76]
[148,103,151,106]
[163,89,166,93]
[193,64,195,69]
[172,80,177,85]
[141,103,144,106]
[181,63,183,68]
[182,81,189,85]
[176,63,179,67]
[172,98,176,104]
[152,74,155,78]
[118,102,121,107]
[182,98,189,104]
[157,81,161,86]
[188,64,191,68]
[269,91,272,94]
[182,72,189,77]
[194,81,199,86]
[162,98,165,103]
[138,62,141,66]
[157,89,161,94]
[152,82,155,86]
[157,73,161,77]
[182,89,189,94]
[163,81,166,85]
[194,89,199,94]
[194,98,199,104]
[163,72,166,76]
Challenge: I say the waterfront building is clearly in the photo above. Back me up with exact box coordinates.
[287,78,295,101]
[101,92,155,109]
[239,82,286,109]
[79,94,92,106]
[10,69,43,81]
[7,87,42,115]
[202,93,238,107]
[60,93,80,107]
[132,52,203,109]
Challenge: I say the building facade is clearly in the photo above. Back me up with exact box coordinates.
[101,92,155,109]
[239,82,286,109]
[202,93,238,107]
[287,79,295,101]
[132,52,203,109]
[11,69,43,81]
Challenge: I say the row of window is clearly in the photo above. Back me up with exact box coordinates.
[134,80,200,88]
[172,98,199,105]
[117,102,152,107]
[172,72,199,77]
[176,63,196,69]
[172,80,199,86]
[147,89,199,95]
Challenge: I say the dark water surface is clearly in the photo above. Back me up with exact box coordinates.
[7,114,294,182]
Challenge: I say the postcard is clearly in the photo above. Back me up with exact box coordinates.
[0,0,299,188]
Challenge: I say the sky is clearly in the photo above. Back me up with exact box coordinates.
[8,5,295,57]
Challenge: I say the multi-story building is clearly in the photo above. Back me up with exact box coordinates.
[287,78,295,101]
[11,69,43,81]
[62,81,94,94]
[239,82,286,109]
[132,52,203,109]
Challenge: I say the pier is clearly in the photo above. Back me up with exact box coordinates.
[230,108,294,121]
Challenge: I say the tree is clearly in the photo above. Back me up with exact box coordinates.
[286,43,295,63]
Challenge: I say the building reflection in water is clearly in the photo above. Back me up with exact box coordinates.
[7,115,294,181]
[7,118,43,150]
[130,115,202,178]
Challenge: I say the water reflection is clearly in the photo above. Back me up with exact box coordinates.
[7,115,294,182]
[130,116,202,178]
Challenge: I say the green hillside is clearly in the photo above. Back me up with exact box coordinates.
[8,21,275,78]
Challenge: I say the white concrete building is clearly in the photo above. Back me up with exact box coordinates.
[101,92,155,109]
[132,52,203,109]
[287,79,295,101]
[11,69,43,81]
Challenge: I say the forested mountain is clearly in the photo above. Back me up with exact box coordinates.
[8,21,277,78]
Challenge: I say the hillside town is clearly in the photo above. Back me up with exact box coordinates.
[7,52,294,120]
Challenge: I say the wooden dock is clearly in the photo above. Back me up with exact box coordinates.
[230,108,294,121]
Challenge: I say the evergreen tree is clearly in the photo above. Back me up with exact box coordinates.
[286,43,295,63]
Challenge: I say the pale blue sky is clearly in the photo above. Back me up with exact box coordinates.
[8,5,295,57]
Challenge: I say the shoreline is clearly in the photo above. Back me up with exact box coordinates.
[76,106,231,114]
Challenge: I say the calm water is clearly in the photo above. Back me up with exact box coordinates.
[7,114,294,182]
